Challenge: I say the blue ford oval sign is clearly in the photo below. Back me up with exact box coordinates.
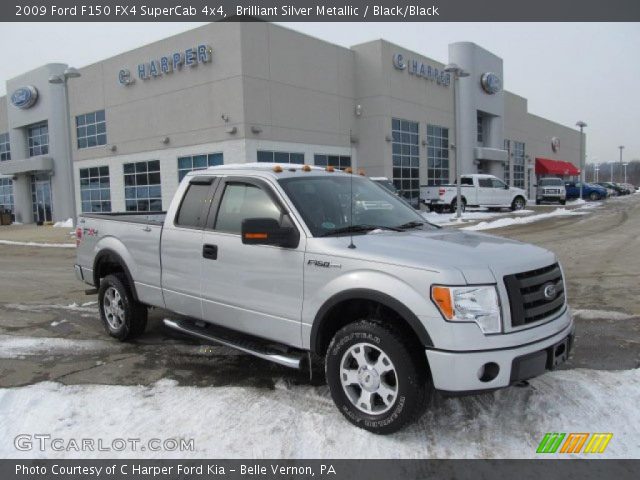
[11,86,39,109]
[480,72,502,95]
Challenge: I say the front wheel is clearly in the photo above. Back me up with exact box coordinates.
[325,320,429,434]
[511,196,526,211]
[98,273,148,341]
[589,191,600,201]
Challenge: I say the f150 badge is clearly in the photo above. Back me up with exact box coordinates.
[308,259,341,269]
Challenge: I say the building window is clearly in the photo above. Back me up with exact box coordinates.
[177,153,223,182]
[123,160,162,212]
[0,133,10,161]
[513,141,525,189]
[0,178,13,213]
[503,139,511,183]
[477,113,484,143]
[314,154,351,170]
[257,151,304,164]
[76,110,107,149]
[392,118,420,204]
[80,166,111,213]
[426,124,449,186]
[28,122,48,157]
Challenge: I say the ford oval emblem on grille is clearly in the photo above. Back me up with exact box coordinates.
[543,283,557,301]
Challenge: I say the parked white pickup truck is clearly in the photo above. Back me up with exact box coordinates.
[75,164,573,433]
[421,174,528,212]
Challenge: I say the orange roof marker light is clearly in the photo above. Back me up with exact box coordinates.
[358,169,366,176]
[325,166,335,172]
[345,167,353,174]
[273,165,283,173]
[302,164,312,172]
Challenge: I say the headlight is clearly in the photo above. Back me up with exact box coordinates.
[431,285,502,334]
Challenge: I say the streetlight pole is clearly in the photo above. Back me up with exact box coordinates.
[618,146,625,183]
[623,163,628,184]
[444,63,470,220]
[49,67,81,226]
[576,121,587,201]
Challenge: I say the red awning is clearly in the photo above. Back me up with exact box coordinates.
[535,158,580,176]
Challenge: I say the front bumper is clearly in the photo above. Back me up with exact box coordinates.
[425,317,575,393]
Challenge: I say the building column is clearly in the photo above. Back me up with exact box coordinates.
[12,174,33,224]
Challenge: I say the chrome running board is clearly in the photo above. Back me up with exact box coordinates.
[163,318,306,370]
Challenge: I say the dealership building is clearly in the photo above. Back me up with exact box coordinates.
[0,21,584,223]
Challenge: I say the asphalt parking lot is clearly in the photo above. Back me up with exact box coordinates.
[0,195,638,389]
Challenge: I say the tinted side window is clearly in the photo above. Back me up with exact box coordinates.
[491,179,506,188]
[215,183,282,234]
[461,177,473,186]
[478,178,492,188]
[175,183,212,228]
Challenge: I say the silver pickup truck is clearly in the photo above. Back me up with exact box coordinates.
[75,163,574,434]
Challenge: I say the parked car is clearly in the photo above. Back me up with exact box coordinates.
[535,177,566,205]
[564,181,607,201]
[617,183,634,195]
[421,174,528,212]
[75,163,574,434]
[595,182,623,196]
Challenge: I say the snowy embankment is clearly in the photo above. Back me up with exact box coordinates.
[0,240,76,248]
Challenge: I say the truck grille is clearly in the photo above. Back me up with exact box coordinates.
[544,189,561,194]
[504,263,565,327]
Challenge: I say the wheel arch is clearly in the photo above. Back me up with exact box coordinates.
[310,289,433,356]
[93,249,139,301]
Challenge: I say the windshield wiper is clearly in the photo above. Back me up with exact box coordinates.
[320,224,402,237]
[395,220,427,230]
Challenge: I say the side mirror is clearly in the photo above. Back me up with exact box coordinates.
[504,185,510,189]
[241,218,299,248]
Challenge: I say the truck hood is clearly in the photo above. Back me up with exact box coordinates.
[310,229,557,283]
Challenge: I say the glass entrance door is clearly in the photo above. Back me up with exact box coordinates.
[31,174,53,223]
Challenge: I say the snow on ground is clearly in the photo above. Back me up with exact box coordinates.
[461,208,589,231]
[0,363,637,458]
[0,240,75,248]
[573,309,636,320]
[421,208,535,226]
[53,218,74,228]
[0,334,116,359]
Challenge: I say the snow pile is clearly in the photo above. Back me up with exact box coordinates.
[0,240,76,248]
[573,309,636,321]
[461,208,587,231]
[567,198,586,205]
[53,218,74,228]
[421,209,534,226]
[0,367,637,458]
[0,335,116,359]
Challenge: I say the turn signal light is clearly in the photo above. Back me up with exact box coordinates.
[302,165,312,172]
[431,286,453,320]
[325,166,335,172]
[358,169,366,176]
[273,165,283,173]
[345,167,353,174]
[244,233,268,240]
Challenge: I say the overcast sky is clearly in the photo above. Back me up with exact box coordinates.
[1,22,638,163]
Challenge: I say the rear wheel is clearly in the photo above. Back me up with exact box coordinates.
[511,196,526,211]
[98,274,148,341]
[589,191,600,201]
[325,320,429,434]
[450,198,466,213]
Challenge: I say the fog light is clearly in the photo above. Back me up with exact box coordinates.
[478,362,500,382]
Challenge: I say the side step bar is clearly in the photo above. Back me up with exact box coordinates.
[163,318,307,370]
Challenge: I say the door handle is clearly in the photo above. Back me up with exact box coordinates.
[202,244,218,260]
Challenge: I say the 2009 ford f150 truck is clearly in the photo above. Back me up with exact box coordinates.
[75,163,574,434]
[421,174,528,212]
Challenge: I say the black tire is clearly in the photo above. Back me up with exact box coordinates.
[98,273,148,341]
[511,196,526,211]
[450,198,466,213]
[560,199,566,205]
[535,199,541,206]
[589,192,600,201]
[325,320,430,434]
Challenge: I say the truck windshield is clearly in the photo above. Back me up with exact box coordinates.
[539,178,563,186]
[279,176,434,237]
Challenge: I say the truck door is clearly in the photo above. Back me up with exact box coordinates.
[200,177,305,347]
[477,177,494,205]
[160,176,219,319]
[490,177,510,205]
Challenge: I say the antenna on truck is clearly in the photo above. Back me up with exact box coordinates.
[347,129,356,249]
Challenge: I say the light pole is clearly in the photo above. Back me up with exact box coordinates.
[49,67,81,225]
[444,63,470,220]
[593,160,599,183]
[618,146,625,183]
[623,163,628,183]
[576,121,587,200]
